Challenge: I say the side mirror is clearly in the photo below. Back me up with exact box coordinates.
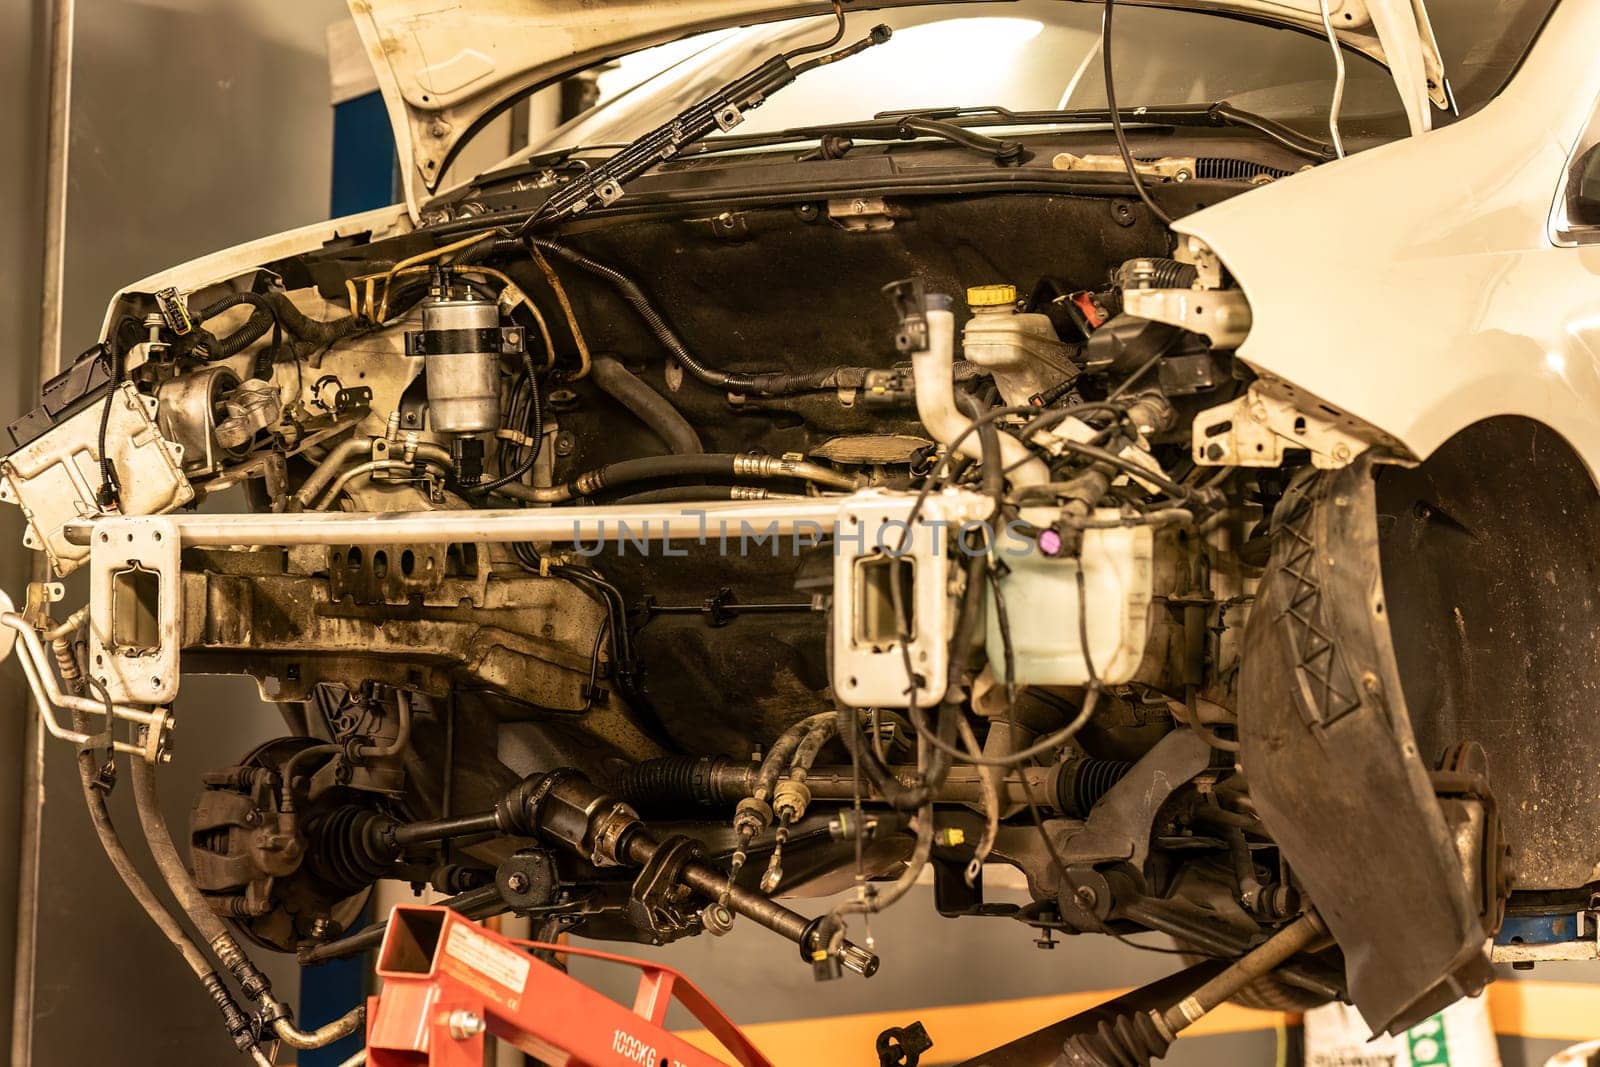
[1568,143,1600,226]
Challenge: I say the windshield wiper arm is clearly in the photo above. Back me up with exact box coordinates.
[684,113,1027,163]
[517,19,892,233]
[883,102,1334,162]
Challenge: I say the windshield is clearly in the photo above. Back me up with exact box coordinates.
[521,0,1555,161]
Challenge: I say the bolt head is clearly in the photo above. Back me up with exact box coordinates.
[506,872,530,893]
[1073,885,1099,910]
[448,1010,486,1040]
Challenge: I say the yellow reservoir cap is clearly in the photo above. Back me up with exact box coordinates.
[967,283,1017,308]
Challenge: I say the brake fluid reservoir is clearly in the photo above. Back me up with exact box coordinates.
[988,508,1155,685]
[962,284,1079,406]
[406,272,502,434]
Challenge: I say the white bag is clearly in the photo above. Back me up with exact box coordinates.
[1304,994,1499,1067]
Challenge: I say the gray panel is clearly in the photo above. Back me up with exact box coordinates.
[0,1,49,1059]
[21,2,349,1063]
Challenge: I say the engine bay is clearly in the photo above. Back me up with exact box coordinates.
[0,37,1528,1060]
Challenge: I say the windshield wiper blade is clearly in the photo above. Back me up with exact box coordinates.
[517,19,892,233]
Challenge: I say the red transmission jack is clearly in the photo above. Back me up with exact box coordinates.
[366,905,775,1067]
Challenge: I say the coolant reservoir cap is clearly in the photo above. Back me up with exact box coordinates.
[966,283,1017,308]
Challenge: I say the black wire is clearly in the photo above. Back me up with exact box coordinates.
[1101,0,1173,228]
[476,356,544,492]
[1107,351,1166,399]
[95,315,142,509]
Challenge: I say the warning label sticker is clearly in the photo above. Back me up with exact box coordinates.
[443,923,531,996]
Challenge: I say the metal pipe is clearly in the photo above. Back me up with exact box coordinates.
[273,1006,367,1050]
[1,613,168,757]
[389,811,502,847]
[1158,910,1327,1036]
[65,496,860,548]
[291,436,373,508]
[356,688,413,760]
[312,457,452,510]
[16,1,76,1055]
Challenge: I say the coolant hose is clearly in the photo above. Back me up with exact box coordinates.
[591,355,704,454]
[913,302,1048,486]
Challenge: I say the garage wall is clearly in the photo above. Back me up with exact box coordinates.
[0,2,48,1061]
[17,2,349,1064]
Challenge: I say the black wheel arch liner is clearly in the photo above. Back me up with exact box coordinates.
[1239,453,1493,1035]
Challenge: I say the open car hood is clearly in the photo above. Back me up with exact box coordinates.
[349,0,1448,221]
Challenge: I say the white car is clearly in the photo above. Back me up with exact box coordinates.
[0,0,1588,1061]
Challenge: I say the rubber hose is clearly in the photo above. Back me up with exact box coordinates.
[756,713,833,800]
[529,239,741,386]
[591,355,704,454]
[835,704,932,812]
[129,754,272,1001]
[71,714,255,1051]
[790,714,838,773]
[495,452,853,503]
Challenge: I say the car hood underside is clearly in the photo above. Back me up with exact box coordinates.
[349,0,1448,219]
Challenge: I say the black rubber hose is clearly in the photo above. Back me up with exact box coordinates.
[128,755,274,1003]
[71,716,256,1053]
[590,355,704,454]
[835,704,931,812]
[531,239,752,391]
[495,451,853,502]
[587,453,738,487]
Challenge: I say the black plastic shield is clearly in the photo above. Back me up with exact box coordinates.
[1239,456,1491,1034]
